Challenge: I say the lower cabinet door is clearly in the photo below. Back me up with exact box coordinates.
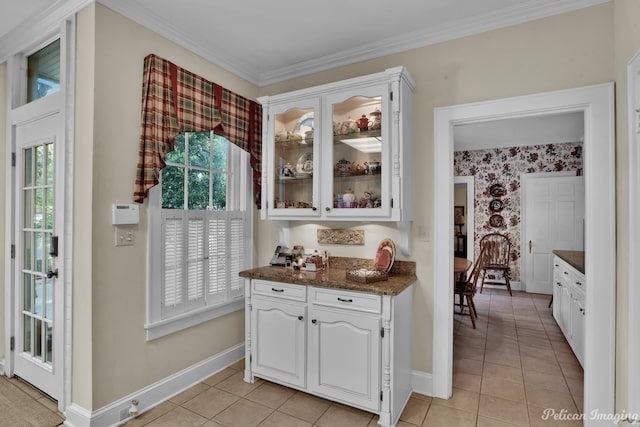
[570,296,585,367]
[560,285,572,337]
[309,307,381,412]
[251,297,307,388]
[552,275,563,326]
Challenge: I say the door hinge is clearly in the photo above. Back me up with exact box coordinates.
[390,91,393,102]
[390,198,394,208]
[249,353,252,364]
[10,336,15,351]
[380,391,383,401]
[381,327,385,338]
[11,152,16,167]
[10,244,15,259]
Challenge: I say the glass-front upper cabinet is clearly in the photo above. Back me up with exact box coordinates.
[259,66,414,223]
[264,98,321,217]
[324,86,390,218]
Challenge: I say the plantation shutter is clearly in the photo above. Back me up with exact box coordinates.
[186,214,206,310]
[208,211,227,303]
[162,211,185,319]
[229,213,245,299]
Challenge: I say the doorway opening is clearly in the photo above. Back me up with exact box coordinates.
[433,83,616,423]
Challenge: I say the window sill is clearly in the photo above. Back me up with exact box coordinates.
[145,298,245,341]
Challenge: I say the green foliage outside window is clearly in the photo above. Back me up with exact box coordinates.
[162,132,228,210]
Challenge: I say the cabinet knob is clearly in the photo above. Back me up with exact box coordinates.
[563,271,569,275]
[311,319,317,324]
[312,207,317,211]
[576,281,582,286]
[580,308,585,314]
[325,207,331,212]
[298,315,303,321]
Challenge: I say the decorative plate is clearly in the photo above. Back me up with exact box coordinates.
[293,112,314,138]
[295,153,314,176]
[489,199,504,212]
[374,239,396,273]
[489,214,505,228]
[489,183,507,197]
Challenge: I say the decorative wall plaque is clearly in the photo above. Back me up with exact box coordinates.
[317,229,365,245]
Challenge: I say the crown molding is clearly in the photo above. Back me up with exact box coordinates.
[0,0,92,62]
[257,0,610,86]
[1,0,611,86]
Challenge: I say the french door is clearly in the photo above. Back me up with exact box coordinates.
[13,110,64,400]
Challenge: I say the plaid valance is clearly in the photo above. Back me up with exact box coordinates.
[134,54,262,207]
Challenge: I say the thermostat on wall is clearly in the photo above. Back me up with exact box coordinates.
[112,204,139,225]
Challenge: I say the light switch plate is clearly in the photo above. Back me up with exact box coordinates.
[115,227,135,246]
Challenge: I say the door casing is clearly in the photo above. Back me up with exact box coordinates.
[433,83,616,425]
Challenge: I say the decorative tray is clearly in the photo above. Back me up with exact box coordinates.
[346,268,389,283]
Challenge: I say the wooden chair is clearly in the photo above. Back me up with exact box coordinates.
[454,257,483,328]
[478,233,512,296]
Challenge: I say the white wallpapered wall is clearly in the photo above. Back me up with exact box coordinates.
[453,142,583,281]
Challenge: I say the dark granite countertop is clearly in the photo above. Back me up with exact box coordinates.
[239,258,417,296]
[552,250,585,275]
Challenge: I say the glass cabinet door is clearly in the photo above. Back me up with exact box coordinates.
[325,86,390,217]
[268,100,320,217]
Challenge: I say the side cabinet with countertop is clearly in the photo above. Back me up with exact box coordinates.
[552,251,585,367]
[241,267,414,427]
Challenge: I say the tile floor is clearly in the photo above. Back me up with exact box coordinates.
[121,288,583,427]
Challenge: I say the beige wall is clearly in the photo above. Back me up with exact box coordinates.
[613,0,640,413]
[258,3,614,375]
[77,4,259,409]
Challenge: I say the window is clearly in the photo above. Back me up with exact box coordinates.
[146,132,251,340]
[27,39,60,103]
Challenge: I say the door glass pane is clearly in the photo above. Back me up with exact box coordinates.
[35,232,43,272]
[24,148,33,186]
[23,315,32,353]
[45,188,53,229]
[45,144,54,185]
[332,96,383,209]
[34,277,43,316]
[27,39,60,103]
[34,319,42,358]
[23,231,32,270]
[45,279,53,320]
[35,145,44,186]
[34,189,43,228]
[273,108,314,209]
[23,274,32,312]
[45,322,53,363]
[23,190,33,229]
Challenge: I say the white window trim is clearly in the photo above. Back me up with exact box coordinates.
[145,143,253,341]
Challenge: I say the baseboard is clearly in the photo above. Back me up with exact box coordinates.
[63,343,244,427]
[411,370,433,397]
[0,358,5,376]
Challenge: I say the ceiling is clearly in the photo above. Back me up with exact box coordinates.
[0,0,594,148]
[0,0,607,86]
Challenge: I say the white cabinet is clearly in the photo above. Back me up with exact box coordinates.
[552,256,585,367]
[309,288,381,411]
[244,279,413,427]
[258,67,414,224]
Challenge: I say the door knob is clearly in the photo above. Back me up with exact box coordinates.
[46,269,58,279]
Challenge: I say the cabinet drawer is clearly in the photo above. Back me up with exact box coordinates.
[311,287,381,314]
[252,280,307,302]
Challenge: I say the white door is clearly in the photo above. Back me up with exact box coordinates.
[523,174,584,294]
[13,112,64,400]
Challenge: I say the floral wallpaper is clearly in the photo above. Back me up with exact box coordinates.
[453,142,583,282]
